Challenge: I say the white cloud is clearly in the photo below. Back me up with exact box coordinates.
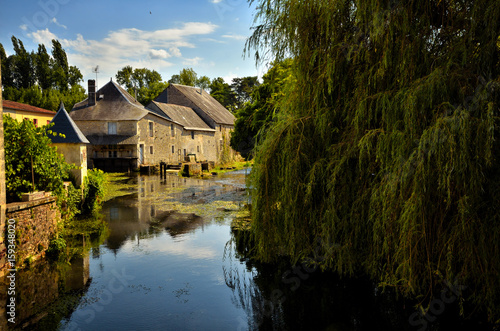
[20,24,28,31]
[149,49,170,59]
[222,34,247,41]
[182,57,203,66]
[210,0,224,3]
[51,18,67,29]
[169,46,182,57]
[28,28,58,45]
[26,22,218,88]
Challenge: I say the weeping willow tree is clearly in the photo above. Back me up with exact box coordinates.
[246,0,500,320]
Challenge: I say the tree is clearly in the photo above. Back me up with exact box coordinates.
[231,59,293,158]
[51,39,69,91]
[197,75,211,91]
[0,36,85,110]
[231,76,260,109]
[3,115,73,202]
[168,68,212,90]
[247,0,500,321]
[178,67,198,86]
[116,66,168,105]
[11,36,34,89]
[209,77,237,110]
[35,44,52,90]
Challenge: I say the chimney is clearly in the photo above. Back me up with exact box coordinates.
[88,79,96,106]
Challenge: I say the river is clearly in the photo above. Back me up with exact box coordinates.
[0,170,494,330]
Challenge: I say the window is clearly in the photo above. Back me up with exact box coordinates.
[149,122,154,137]
[108,122,117,135]
[171,124,174,137]
[172,146,175,154]
[33,119,38,127]
[108,150,117,158]
[197,146,200,153]
[150,146,153,154]
[191,131,194,139]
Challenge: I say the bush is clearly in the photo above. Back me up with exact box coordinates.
[82,169,106,215]
[3,114,74,202]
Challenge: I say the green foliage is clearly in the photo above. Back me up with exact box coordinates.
[168,68,212,91]
[231,59,294,158]
[3,115,74,202]
[230,76,260,109]
[115,65,168,105]
[0,36,85,110]
[209,77,238,110]
[82,169,107,215]
[46,234,67,260]
[247,0,500,321]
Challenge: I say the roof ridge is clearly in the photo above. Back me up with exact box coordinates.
[110,81,149,114]
[3,99,56,115]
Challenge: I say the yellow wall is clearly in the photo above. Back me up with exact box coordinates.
[3,109,54,126]
[52,143,87,188]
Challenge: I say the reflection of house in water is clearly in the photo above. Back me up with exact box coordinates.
[102,174,239,252]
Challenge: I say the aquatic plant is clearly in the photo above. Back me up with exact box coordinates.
[247,0,500,320]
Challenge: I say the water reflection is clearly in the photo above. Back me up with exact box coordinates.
[0,255,90,330]
[101,173,246,254]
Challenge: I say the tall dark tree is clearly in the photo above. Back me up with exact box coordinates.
[1,36,85,110]
[231,59,293,157]
[247,0,500,321]
[51,39,69,91]
[11,36,34,89]
[35,44,52,90]
[231,76,259,109]
[209,77,237,110]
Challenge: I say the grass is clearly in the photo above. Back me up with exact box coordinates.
[209,160,253,176]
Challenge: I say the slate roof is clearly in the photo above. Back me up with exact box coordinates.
[70,80,148,121]
[48,102,90,144]
[148,101,214,131]
[2,99,56,116]
[155,84,235,126]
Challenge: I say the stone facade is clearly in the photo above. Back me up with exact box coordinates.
[0,197,60,276]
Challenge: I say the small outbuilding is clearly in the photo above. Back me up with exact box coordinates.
[48,102,90,188]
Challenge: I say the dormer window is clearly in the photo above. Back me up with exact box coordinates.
[108,122,117,135]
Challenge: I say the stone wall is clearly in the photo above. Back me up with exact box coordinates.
[0,197,60,277]
[72,120,138,136]
[139,113,185,165]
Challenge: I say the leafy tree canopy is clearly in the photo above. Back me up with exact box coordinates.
[247,0,500,321]
[231,59,293,158]
[116,65,168,105]
[0,36,85,111]
[209,77,237,111]
[3,115,74,202]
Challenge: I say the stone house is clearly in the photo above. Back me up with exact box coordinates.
[70,79,236,172]
[70,79,183,172]
[152,84,236,162]
[48,102,89,187]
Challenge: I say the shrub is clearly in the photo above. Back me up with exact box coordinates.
[82,169,106,215]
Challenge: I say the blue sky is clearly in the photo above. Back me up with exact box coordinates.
[0,0,263,89]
